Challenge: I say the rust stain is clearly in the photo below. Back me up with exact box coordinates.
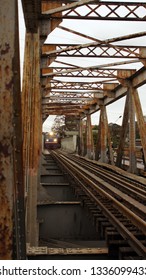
[1,43,10,55]
[0,140,11,157]
[0,182,12,259]
[0,173,5,182]
[5,65,10,75]
[6,79,13,90]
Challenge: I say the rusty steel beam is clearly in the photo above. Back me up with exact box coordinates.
[105,112,114,165]
[45,97,93,102]
[49,80,104,86]
[45,92,97,97]
[42,0,96,15]
[57,26,145,56]
[58,25,102,43]
[87,66,146,116]
[43,44,141,59]
[78,118,84,156]
[41,1,62,33]
[22,32,41,247]
[86,114,94,159]
[43,111,80,116]
[132,67,146,88]
[42,67,135,79]
[99,105,107,163]
[95,114,101,161]
[22,0,40,32]
[42,107,82,112]
[132,89,146,166]
[43,105,85,111]
[44,31,146,57]
[0,0,26,259]
[44,59,139,78]
[45,25,142,58]
[116,94,129,168]
[27,246,108,255]
[128,85,137,174]
[43,1,146,21]
[46,85,103,91]
[43,103,86,108]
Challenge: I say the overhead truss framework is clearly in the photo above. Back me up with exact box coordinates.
[22,0,146,120]
[42,1,146,21]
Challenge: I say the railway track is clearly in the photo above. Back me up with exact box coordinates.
[32,152,108,260]
[51,150,146,260]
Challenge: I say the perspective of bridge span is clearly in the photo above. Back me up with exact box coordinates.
[1,0,146,260]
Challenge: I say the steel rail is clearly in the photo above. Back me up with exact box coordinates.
[56,152,146,232]
[62,154,146,204]
[51,151,146,258]
[57,152,146,219]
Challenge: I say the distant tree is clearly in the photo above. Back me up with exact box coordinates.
[51,115,65,136]
[135,121,140,139]
[92,124,98,130]
[109,123,121,148]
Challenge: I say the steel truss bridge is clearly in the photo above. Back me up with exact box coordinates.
[1,0,146,259]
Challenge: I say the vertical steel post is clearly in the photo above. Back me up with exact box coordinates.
[22,32,41,246]
[95,115,101,161]
[78,118,84,155]
[86,114,94,159]
[116,94,129,168]
[0,0,26,259]
[105,110,114,165]
[99,105,107,163]
[132,88,146,167]
[128,85,137,173]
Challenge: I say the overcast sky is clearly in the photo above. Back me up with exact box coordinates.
[18,0,146,132]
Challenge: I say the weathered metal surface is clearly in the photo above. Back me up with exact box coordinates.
[44,44,141,59]
[42,1,62,31]
[38,204,97,240]
[27,246,108,255]
[116,94,129,168]
[0,0,25,259]
[13,0,26,260]
[21,0,40,32]
[52,151,146,258]
[128,85,137,174]
[20,0,146,135]
[1,0,146,261]
[105,112,114,165]
[22,32,41,246]
[42,0,95,15]
[95,115,101,161]
[42,1,146,21]
[86,114,94,159]
[99,106,107,163]
[78,119,84,156]
[132,89,146,165]
[42,31,146,57]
